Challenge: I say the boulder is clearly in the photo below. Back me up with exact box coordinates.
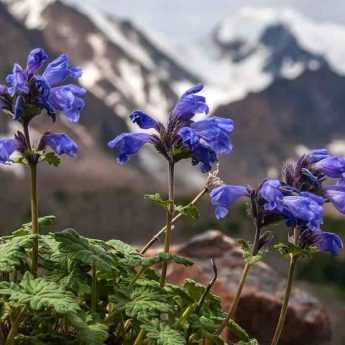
[146,230,331,345]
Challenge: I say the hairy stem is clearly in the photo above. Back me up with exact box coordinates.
[270,254,298,345]
[140,187,207,255]
[5,308,25,345]
[91,261,97,313]
[160,161,175,287]
[30,162,39,277]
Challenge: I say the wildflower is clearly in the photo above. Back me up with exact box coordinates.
[0,138,18,163]
[324,179,345,214]
[3,48,85,123]
[108,84,233,172]
[313,155,345,178]
[209,184,249,219]
[299,227,343,255]
[40,132,78,157]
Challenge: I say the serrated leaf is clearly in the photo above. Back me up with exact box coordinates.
[142,253,193,267]
[52,229,117,272]
[0,234,34,272]
[274,242,314,259]
[175,204,199,219]
[143,321,186,345]
[239,240,264,265]
[144,193,172,209]
[106,239,143,267]
[228,319,251,342]
[0,272,80,314]
[67,313,108,345]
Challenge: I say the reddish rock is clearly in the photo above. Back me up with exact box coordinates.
[148,230,332,345]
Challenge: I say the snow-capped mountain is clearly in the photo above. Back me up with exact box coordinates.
[184,7,345,107]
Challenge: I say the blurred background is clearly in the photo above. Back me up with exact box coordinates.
[0,0,345,344]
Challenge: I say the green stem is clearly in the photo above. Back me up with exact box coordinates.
[6,308,25,345]
[216,262,251,335]
[270,254,298,345]
[91,261,97,313]
[216,222,262,335]
[30,162,39,277]
[140,187,207,255]
[133,328,145,345]
[160,161,175,288]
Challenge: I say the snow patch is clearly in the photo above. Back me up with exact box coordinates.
[3,0,54,29]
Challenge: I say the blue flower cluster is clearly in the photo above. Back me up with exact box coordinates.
[108,84,234,173]
[0,48,85,162]
[209,149,345,255]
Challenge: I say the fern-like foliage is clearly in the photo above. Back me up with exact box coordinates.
[0,272,80,314]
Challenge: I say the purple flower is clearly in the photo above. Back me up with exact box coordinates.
[6,64,29,96]
[324,180,345,214]
[108,133,152,165]
[300,228,343,255]
[313,155,345,178]
[171,84,209,121]
[209,184,249,219]
[258,179,283,211]
[130,111,158,129]
[3,49,85,123]
[41,132,78,157]
[305,149,329,163]
[26,48,48,75]
[42,54,82,86]
[180,116,234,154]
[281,193,324,230]
[108,85,233,172]
[48,84,86,122]
[0,138,18,163]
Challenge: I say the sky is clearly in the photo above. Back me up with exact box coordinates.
[71,0,345,45]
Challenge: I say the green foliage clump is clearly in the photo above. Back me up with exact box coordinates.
[0,216,258,345]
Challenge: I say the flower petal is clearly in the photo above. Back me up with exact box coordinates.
[210,184,249,219]
[171,84,209,121]
[26,48,48,75]
[41,132,78,157]
[6,64,29,96]
[43,54,82,86]
[130,111,158,130]
[108,133,152,165]
[49,84,86,122]
[313,155,345,178]
[0,138,18,163]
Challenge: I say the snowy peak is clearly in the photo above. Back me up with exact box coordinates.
[214,7,345,77]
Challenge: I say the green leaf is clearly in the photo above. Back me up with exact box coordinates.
[228,319,251,342]
[144,193,172,209]
[175,204,199,219]
[67,313,108,345]
[0,234,34,272]
[235,340,259,345]
[42,152,61,167]
[106,239,143,267]
[52,229,117,272]
[0,272,80,314]
[142,253,193,267]
[239,240,264,265]
[143,321,186,345]
[274,242,315,259]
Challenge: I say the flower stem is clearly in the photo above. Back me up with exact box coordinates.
[160,161,175,287]
[216,262,251,335]
[30,162,39,277]
[270,254,297,345]
[5,308,25,345]
[91,261,97,313]
[140,187,207,255]
[216,222,262,335]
